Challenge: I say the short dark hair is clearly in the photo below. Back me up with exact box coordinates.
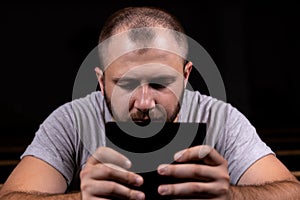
[99,6,186,43]
[98,6,188,68]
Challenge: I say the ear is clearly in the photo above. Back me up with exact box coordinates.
[183,61,193,88]
[94,67,105,95]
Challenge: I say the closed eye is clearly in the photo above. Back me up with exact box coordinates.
[116,79,140,91]
[149,76,177,90]
[149,83,166,90]
[113,78,140,90]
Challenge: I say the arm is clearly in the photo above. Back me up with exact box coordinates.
[1,191,80,200]
[157,145,300,199]
[230,180,300,199]
[230,154,300,199]
[0,156,80,200]
[0,147,145,200]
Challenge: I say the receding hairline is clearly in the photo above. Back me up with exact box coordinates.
[97,6,188,68]
[98,6,186,43]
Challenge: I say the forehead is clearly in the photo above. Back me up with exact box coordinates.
[104,49,184,78]
[99,27,187,70]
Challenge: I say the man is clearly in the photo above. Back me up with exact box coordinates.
[0,6,299,200]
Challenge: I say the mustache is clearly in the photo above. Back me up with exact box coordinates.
[130,107,166,122]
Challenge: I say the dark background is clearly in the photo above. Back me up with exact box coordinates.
[0,1,299,182]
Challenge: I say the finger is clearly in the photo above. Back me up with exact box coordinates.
[174,145,225,166]
[80,196,108,200]
[81,179,145,200]
[87,146,132,169]
[157,163,220,181]
[83,163,143,187]
[158,182,226,198]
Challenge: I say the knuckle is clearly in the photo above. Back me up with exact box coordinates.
[185,149,193,160]
[105,182,115,195]
[95,146,106,161]
[223,173,230,182]
[97,164,115,180]
[101,164,112,176]
[190,183,203,194]
[125,172,133,184]
[80,163,113,181]
[80,166,91,179]
[97,181,116,196]
[126,172,138,186]
[192,164,203,178]
[215,178,230,196]
[128,189,139,200]
[219,169,230,182]
[80,181,91,193]
[216,182,230,195]
[223,159,229,168]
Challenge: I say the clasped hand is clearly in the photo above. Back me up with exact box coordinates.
[80,145,230,200]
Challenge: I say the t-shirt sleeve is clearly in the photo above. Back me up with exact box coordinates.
[222,105,274,185]
[21,103,77,186]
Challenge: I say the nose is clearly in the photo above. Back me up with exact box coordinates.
[133,84,155,112]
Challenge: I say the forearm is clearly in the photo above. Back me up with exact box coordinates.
[0,191,81,200]
[229,180,300,200]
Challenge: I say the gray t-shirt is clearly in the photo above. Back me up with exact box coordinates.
[21,90,273,190]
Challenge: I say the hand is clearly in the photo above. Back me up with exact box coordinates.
[157,145,230,199]
[80,147,145,200]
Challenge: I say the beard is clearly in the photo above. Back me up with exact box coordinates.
[104,89,184,123]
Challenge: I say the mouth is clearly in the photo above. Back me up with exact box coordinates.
[131,118,151,126]
[131,117,167,126]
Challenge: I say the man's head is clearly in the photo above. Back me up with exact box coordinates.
[95,6,193,124]
[98,6,186,44]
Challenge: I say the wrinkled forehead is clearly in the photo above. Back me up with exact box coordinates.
[98,27,188,70]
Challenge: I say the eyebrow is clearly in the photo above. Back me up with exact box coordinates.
[112,75,178,84]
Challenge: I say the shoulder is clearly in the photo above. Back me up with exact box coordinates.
[182,89,254,142]
[39,91,106,132]
[49,91,104,118]
[181,90,236,123]
[69,91,104,110]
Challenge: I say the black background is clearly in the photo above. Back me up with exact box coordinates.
[0,1,299,157]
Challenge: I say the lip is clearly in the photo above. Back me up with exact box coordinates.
[132,119,150,122]
[131,118,165,124]
[132,120,151,126]
[131,118,151,122]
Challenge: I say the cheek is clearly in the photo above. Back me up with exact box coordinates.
[108,86,135,112]
[165,81,184,101]
[155,88,181,109]
[105,81,131,101]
